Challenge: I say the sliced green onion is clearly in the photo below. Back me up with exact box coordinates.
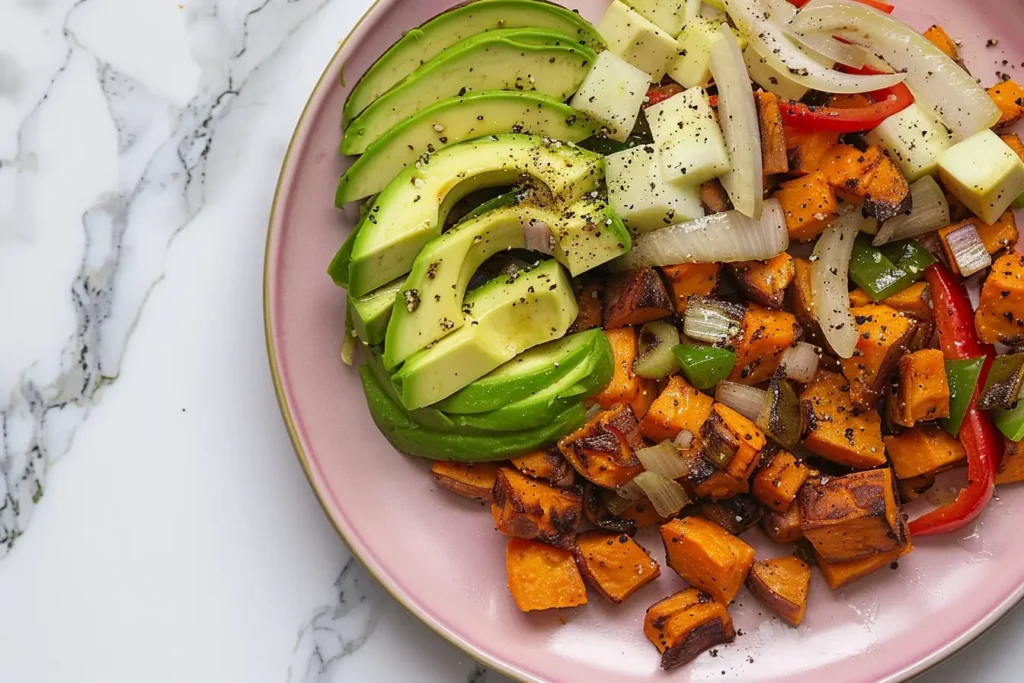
[715,381,767,422]
[673,343,737,389]
[684,296,745,344]
[632,472,692,517]
[849,233,936,301]
[940,357,986,437]
[637,440,692,479]
[873,177,950,246]
[634,321,682,379]
[943,223,992,277]
[978,353,1024,411]
[756,378,803,449]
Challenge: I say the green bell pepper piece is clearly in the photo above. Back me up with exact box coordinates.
[672,343,736,390]
[994,400,1024,442]
[940,357,986,438]
[849,234,936,301]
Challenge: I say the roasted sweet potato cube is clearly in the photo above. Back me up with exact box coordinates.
[574,530,661,604]
[799,469,909,563]
[700,495,764,535]
[644,589,735,671]
[569,281,604,333]
[988,80,1024,129]
[728,306,801,385]
[730,253,796,308]
[891,349,950,427]
[897,474,936,503]
[660,263,720,313]
[756,90,789,175]
[816,543,913,590]
[619,499,671,527]
[839,304,916,409]
[640,375,714,442]
[801,371,887,469]
[559,404,645,489]
[491,468,583,548]
[976,253,1024,345]
[923,25,961,63]
[761,503,803,544]
[785,127,840,175]
[506,538,588,611]
[603,267,673,329]
[775,172,839,242]
[747,557,811,627]
[629,378,659,420]
[884,426,966,480]
[702,403,767,478]
[820,144,912,222]
[511,447,575,487]
[700,179,733,214]
[752,450,811,512]
[850,281,932,320]
[788,257,817,328]
[661,516,756,604]
[593,327,642,408]
[939,213,1019,275]
[1002,133,1024,163]
[431,461,501,501]
[997,438,1024,485]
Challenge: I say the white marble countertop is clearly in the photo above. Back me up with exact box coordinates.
[1,0,1022,681]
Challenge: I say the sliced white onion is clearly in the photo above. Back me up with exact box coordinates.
[632,472,692,518]
[700,2,728,21]
[780,342,820,382]
[637,441,693,479]
[791,0,1001,139]
[811,207,866,359]
[710,26,763,219]
[723,0,906,94]
[944,223,992,277]
[674,429,695,449]
[764,0,797,23]
[715,381,768,422]
[684,0,703,24]
[784,28,867,69]
[603,491,635,515]
[524,219,555,255]
[873,176,951,246]
[615,199,788,270]
[615,479,646,501]
[684,297,745,344]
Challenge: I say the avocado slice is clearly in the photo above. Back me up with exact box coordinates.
[382,196,628,368]
[393,259,577,409]
[343,0,604,126]
[342,29,597,154]
[332,134,604,297]
[349,276,404,346]
[336,91,600,204]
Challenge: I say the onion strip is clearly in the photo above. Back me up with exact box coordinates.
[784,28,867,68]
[811,208,866,358]
[873,176,951,246]
[780,342,821,382]
[636,441,692,479]
[632,472,692,517]
[716,381,768,421]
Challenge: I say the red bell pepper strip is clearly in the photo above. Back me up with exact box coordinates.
[644,83,683,109]
[787,0,895,13]
[908,264,1003,536]
[778,66,914,133]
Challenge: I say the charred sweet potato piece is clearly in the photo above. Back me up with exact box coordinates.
[661,516,756,604]
[593,327,642,408]
[761,503,803,544]
[569,281,604,333]
[559,404,645,489]
[728,306,801,385]
[506,538,588,611]
[923,25,961,64]
[897,474,936,503]
[491,468,583,548]
[431,461,501,501]
[660,263,720,313]
[752,450,811,513]
[988,80,1024,129]
[511,447,575,487]
[788,257,818,329]
[997,438,1024,485]
[700,495,764,535]
[700,179,733,214]
[756,90,789,175]
[701,403,767,479]
[774,172,839,242]
[938,213,1019,275]
[850,281,932,321]
[976,253,1024,345]
[640,375,715,442]
[801,371,887,468]
[747,557,811,627]
[820,144,912,222]
[574,530,661,604]
[892,349,951,427]
[884,426,966,480]
[785,127,840,175]
[816,543,913,590]
[644,589,735,671]
[619,498,671,528]
[799,469,909,563]
[603,267,673,329]
[730,253,797,309]
[1002,133,1024,163]
[840,304,916,409]
[630,378,659,420]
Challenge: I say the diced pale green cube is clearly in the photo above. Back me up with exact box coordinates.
[866,103,953,182]
[598,0,678,79]
[667,16,723,88]
[938,130,1024,224]
[624,0,688,35]
[606,144,705,234]
[570,51,650,142]
[645,87,730,185]
[744,45,809,102]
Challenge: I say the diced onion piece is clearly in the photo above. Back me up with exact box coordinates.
[635,321,682,378]
[944,223,992,277]
[710,26,763,218]
[523,219,555,254]
[586,403,603,421]
[615,199,789,269]
[632,472,692,517]
[790,0,1001,138]
[637,440,692,479]
[780,342,820,382]
[684,297,745,344]
[715,381,768,422]
[764,0,797,23]
[873,176,951,246]
[603,490,635,515]
[700,2,728,21]
[674,429,695,449]
[783,28,867,68]
[723,0,906,93]
[811,208,865,359]
[615,479,646,500]
[684,0,703,24]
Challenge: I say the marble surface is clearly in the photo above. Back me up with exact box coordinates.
[0,0,1022,680]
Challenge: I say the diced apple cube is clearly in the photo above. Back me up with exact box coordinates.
[598,0,677,79]
[938,130,1024,224]
[645,87,730,185]
[570,51,650,142]
[624,0,688,36]
[866,103,953,182]
[667,17,746,89]
[606,144,705,234]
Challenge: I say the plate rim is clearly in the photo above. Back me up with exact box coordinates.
[262,1,1024,680]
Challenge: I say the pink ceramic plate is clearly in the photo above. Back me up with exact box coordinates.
[265,2,1024,680]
